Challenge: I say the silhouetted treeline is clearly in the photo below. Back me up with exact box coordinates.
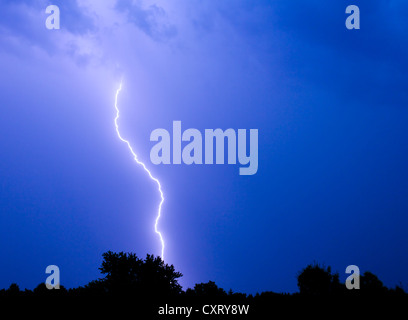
[0,252,406,300]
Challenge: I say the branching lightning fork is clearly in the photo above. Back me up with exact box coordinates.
[114,81,165,260]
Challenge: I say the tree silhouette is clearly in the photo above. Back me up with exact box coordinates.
[5,283,21,297]
[85,251,183,297]
[0,252,405,300]
[185,281,227,298]
[360,271,387,295]
[297,263,342,296]
[33,283,68,296]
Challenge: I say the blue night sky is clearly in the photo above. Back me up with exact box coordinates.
[0,0,407,293]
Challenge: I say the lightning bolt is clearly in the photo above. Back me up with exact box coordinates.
[114,81,165,260]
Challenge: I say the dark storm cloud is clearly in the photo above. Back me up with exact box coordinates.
[211,0,408,107]
[115,0,177,41]
[0,0,96,35]
[277,0,408,107]
[0,0,96,59]
[51,0,97,35]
